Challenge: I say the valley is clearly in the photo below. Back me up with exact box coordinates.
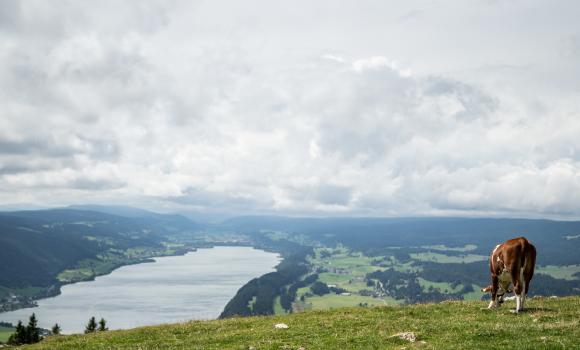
[220,216,580,318]
[2,208,580,340]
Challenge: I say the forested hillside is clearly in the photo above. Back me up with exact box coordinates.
[0,208,200,311]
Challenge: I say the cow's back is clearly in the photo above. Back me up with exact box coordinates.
[502,237,528,268]
[491,237,536,272]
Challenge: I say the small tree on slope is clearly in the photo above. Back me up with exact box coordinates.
[85,317,97,334]
[7,320,26,345]
[98,318,108,332]
[26,313,40,343]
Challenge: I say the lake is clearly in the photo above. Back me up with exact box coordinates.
[0,246,281,334]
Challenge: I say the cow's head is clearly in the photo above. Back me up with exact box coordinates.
[481,285,513,304]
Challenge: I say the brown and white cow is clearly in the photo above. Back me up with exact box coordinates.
[482,237,536,313]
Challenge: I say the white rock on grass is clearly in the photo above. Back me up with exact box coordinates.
[274,323,289,329]
[392,332,417,343]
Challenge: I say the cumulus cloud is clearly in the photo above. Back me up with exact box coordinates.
[1,0,579,219]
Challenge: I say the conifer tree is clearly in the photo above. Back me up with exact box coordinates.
[98,318,108,331]
[84,316,97,334]
[51,323,61,335]
[26,313,40,343]
[7,320,26,345]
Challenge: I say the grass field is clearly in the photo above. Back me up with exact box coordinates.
[378,257,422,272]
[339,280,371,293]
[24,296,580,349]
[0,326,15,343]
[463,284,486,301]
[317,272,351,285]
[410,252,488,264]
[272,296,287,315]
[419,244,478,252]
[417,277,464,294]
[537,265,580,281]
[0,286,46,298]
[311,252,375,272]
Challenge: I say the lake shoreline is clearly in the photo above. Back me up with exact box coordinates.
[2,241,286,315]
[1,247,198,315]
[0,246,282,333]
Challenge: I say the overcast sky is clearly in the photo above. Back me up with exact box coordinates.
[1,0,579,218]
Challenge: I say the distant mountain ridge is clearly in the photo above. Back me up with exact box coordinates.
[67,205,163,218]
[224,215,580,265]
[67,205,202,233]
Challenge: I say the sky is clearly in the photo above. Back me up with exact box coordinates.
[1,0,579,219]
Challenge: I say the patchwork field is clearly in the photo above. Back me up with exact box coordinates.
[300,245,502,308]
[419,244,478,252]
[417,277,464,294]
[296,248,392,309]
[409,252,488,264]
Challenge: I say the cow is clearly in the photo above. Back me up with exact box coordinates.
[482,237,536,313]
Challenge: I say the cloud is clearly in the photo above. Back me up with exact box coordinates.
[1,1,579,219]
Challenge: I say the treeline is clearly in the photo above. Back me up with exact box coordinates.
[220,243,313,318]
[279,274,319,310]
[6,313,109,346]
[8,314,42,345]
[527,274,580,297]
[417,261,489,287]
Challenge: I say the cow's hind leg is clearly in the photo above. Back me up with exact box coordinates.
[518,264,525,310]
[511,265,524,313]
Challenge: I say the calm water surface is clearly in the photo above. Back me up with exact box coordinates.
[0,246,281,333]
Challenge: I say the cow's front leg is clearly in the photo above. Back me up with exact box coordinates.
[488,275,499,309]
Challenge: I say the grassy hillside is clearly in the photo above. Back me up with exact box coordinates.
[25,296,580,349]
